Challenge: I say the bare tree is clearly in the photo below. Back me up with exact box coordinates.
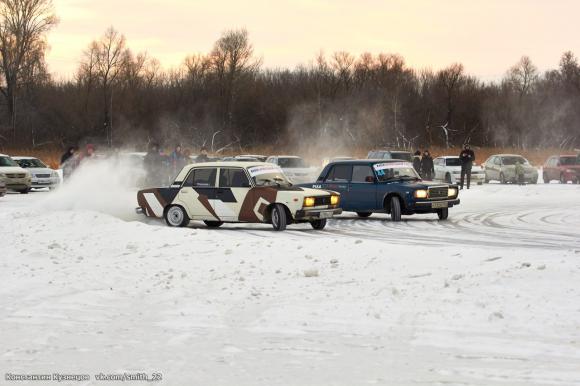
[0,0,57,141]
[508,56,537,99]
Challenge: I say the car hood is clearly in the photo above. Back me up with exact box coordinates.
[383,180,454,189]
[294,187,336,196]
[0,166,29,174]
[24,167,54,174]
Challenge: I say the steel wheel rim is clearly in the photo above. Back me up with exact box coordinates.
[168,207,183,226]
[272,209,279,227]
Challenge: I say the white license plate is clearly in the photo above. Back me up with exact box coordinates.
[319,211,333,219]
[432,201,448,209]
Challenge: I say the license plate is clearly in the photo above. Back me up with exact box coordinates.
[432,201,448,209]
[319,211,333,219]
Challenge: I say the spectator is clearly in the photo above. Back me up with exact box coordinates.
[196,146,209,163]
[412,150,422,174]
[459,143,475,189]
[420,150,434,180]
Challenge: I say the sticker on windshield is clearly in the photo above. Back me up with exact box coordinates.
[247,165,283,177]
[373,162,413,171]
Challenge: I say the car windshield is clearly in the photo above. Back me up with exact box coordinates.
[560,156,579,165]
[15,158,47,168]
[247,165,292,187]
[373,162,421,182]
[390,152,412,161]
[0,156,19,167]
[445,158,462,166]
[278,157,307,168]
[502,156,529,165]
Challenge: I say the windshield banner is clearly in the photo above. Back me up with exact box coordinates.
[373,162,413,171]
[247,165,283,177]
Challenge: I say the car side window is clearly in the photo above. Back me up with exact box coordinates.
[351,165,375,183]
[219,168,250,188]
[186,168,217,187]
[325,165,352,182]
[494,157,501,165]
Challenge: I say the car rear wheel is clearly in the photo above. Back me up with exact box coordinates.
[310,219,327,230]
[164,205,189,227]
[204,221,223,228]
[389,196,402,222]
[356,212,372,218]
[19,189,29,194]
[437,208,449,220]
[271,204,287,231]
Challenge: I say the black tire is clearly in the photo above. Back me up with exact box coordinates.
[445,173,452,184]
[310,219,327,230]
[204,220,223,228]
[389,196,402,222]
[271,203,287,231]
[19,189,29,194]
[543,173,549,183]
[164,205,189,227]
[356,212,372,218]
[437,208,449,220]
[499,172,506,184]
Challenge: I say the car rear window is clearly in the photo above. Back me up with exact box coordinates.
[325,165,352,182]
[445,158,462,166]
[278,157,307,168]
[502,156,528,165]
[390,152,412,161]
[0,156,18,167]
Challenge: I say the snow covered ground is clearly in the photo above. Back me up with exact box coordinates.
[1,163,580,385]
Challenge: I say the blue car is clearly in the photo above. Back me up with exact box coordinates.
[302,159,460,221]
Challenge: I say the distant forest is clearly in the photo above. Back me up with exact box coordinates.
[1,0,580,153]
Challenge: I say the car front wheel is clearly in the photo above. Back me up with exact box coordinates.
[164,205,190,227]
[437,208,449,220]
[204,221,223,228]
[271,204,287,231]
[389,196,402,222]
[310,219,327,230]
[356,212,372,218]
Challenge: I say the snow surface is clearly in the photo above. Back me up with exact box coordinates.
[1,161,580,385]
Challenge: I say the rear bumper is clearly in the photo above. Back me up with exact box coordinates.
[294,208,342,220]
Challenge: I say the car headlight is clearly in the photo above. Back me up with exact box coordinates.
[330,195,339,205]
[303,197,315,207]
[448,187,457,197]
[414,189,428,199]
[51,171,58,178]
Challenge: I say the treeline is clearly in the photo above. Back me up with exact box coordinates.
[1,1,580,152]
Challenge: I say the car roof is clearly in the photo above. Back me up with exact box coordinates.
[12,156,38,160]
[369,149,410,153]
[437,156,459,159]
[0,153,10,157]
[556,154,577,157]
[494,154,525,157]
[182,161,271,171]
[269,155,302,158]
[330,159,409,165]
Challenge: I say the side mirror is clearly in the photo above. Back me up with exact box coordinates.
[365,176,375,183]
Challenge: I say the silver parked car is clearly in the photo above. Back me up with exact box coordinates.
[0,154,32,193]
[13,156,61,190]
[483,154,538,184]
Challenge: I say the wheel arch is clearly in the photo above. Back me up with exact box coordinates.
[383,192,406,214]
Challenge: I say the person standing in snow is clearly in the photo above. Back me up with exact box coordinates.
[169,145,186,176]
[459,143,475,189]
[412,150,422,176]
[61,146,79,181]
[196,146,209,163]
[421,150,434,180]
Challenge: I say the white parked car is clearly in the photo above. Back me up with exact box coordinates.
[265,155,317,184]
[0,154,31,193]
[433,156,485,185]
[13,156,60,190]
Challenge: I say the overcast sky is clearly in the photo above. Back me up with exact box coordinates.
[46,0,580,80]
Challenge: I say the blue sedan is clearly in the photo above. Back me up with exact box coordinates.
[302,159,460,221]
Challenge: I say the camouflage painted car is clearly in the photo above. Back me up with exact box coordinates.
[136,162,342,231]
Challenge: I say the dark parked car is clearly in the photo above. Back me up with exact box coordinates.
[543,155,580,183]
[366,150,412,162]
[301,159,460,221]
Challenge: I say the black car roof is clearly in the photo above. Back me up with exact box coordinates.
[329,159,410,165]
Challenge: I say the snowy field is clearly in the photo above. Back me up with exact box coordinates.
[1,163,580,386]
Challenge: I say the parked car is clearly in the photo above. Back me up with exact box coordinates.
[433,156,485,185]
[542,155,580,183]
[237,154,267,162]
[367,149,412,162]
[301,160,460,221]
[265,155,317,184]
[13,156,60,190]
[136,161,342,231]
[0,177,6,197]
[482,154,538,184]
[0,154,31,193]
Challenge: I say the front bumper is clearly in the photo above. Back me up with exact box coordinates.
[412,198,460,212]
[294,208,342,220]
[5,178,31,191]
[31,177,60,188]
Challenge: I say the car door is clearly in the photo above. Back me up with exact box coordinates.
[348,165,378,211]
[320,164,353,209]
[180,167,219,220]
[216,167,252,221]
[433,158,444,180]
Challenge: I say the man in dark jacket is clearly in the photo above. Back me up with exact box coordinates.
[420,150,434,180]
[412,150,422,175]
[459,144,475,189]
[195,146,209,163]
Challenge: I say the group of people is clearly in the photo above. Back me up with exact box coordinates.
[412,150,435,181]
[60,144,96,180]
[144,144,210,186]
[412,144,476,189]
